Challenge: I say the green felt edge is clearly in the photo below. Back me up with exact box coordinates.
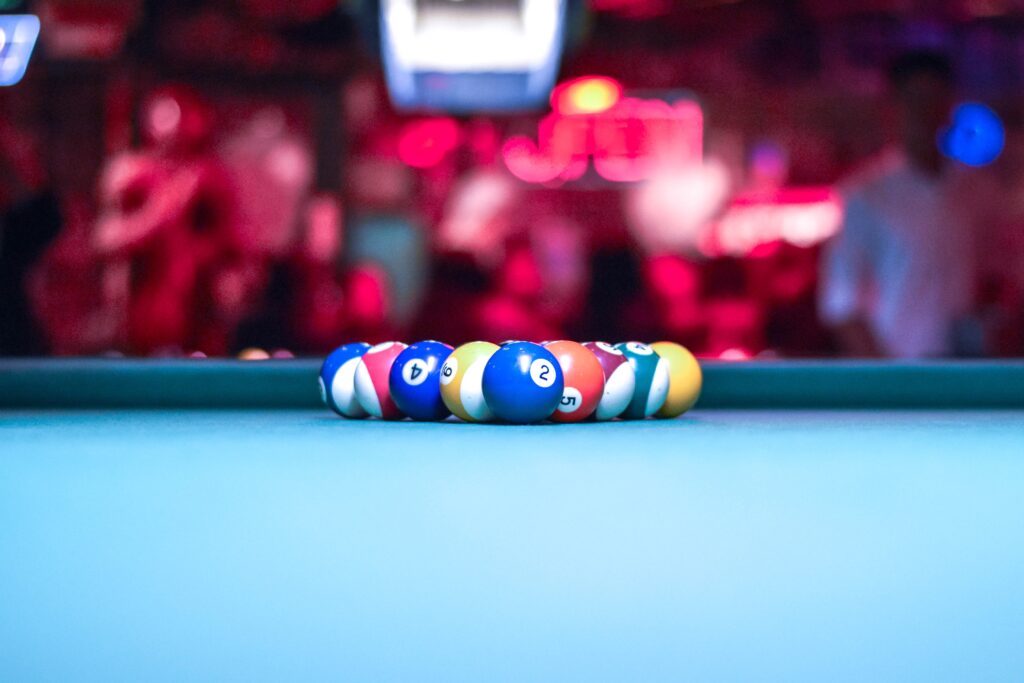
[2,359,1023,409]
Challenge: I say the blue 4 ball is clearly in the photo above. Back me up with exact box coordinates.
[388,340,454,421]
[482,341,564,424]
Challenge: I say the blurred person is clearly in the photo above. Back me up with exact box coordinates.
[216,106,316,352]
[287,194,348,352]
[345,145,427,333]
[642,253,706,349]
[747,241,829,356]
[415,228,569,344]
[92,85,240,355]
[580,244,652,344]
[435,163,519,269]
[529,211,590,336]
[0,120,62,355]
[410,250,490,344]
[820,51,986,358]
[621,152,731,350]
[27,194,113,355]
[475,236,562,343]
[976,108,1024,356]
[219,106,312,259]
[702,257,765,358]
[343,262,395,344]
[705,297,765,359]
[239,218,395,350]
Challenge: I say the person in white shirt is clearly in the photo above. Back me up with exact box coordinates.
[820,51,983,358]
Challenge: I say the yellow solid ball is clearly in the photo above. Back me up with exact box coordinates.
[650,342,702,418]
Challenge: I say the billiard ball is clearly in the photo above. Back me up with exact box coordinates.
[543,340,604,423]
[650,341,702,418]
[354,341,408,419]
[388,340,454,421]
[440,341,499,422]
[615,342,670,419]
[319,342,371,418]
[482,341,564,423]
[582,342,636,420]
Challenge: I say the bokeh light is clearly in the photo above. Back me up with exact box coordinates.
[941,102,1005,167]
[551,76,623,115]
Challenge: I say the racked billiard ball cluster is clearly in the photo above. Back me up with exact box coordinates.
[319,340,702,424]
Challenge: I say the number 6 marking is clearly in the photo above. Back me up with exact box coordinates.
[440,357,457,385]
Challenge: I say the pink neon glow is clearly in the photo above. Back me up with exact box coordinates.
[700,188,843,257]
[502,94,703,184]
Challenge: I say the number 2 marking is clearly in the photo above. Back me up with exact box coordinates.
[529,359,557,388]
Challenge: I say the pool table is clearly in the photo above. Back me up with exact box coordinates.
[2,359,1024,682]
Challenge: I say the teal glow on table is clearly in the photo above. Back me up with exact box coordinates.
[2,360,1023,682]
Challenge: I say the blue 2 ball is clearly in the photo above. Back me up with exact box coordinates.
[481,341,564,423]
[388,340,454,421]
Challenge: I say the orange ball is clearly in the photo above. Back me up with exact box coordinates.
[543,340,605,423]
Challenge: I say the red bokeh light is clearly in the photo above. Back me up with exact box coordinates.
[503,95,703,184]
[397,118,460,169]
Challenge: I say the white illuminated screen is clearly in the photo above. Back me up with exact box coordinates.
[0,15,41,87]
[381,0,567,112]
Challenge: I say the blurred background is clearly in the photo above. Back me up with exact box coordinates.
[1,0,1022,359]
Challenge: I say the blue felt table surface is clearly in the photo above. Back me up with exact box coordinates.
[2,409,1024,682]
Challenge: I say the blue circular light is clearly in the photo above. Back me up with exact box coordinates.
[940,102,1005,167]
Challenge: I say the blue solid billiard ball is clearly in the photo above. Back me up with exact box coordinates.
[388,340,454,421]
[481,341,564,423]
[320,342,371,417]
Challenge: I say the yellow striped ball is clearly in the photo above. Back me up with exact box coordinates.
[440,341,499,422]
